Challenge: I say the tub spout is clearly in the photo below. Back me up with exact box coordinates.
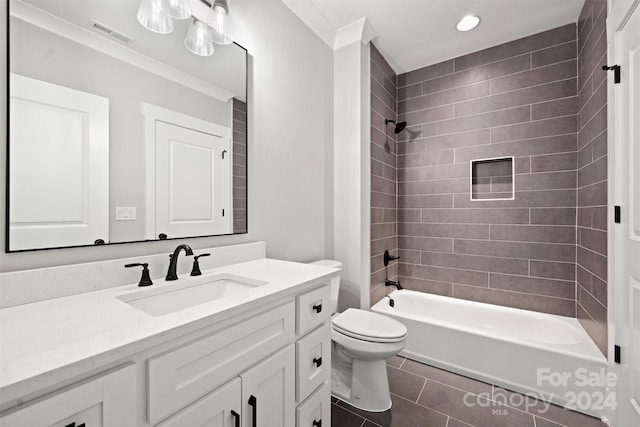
[385,279,403,290]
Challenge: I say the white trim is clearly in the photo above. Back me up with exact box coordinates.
[142,103,232,240]
[334,17,378,50]
[10,0,235,102]
[609,0,640,32]
[469,156,516,201]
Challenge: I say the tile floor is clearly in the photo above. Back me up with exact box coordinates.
[331,356,608,427]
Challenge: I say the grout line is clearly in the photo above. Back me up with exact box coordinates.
[416,377,428,403]
[390,391,454,421]
[398,357,406,369]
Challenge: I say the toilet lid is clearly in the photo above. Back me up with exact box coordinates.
[332,308,407,342]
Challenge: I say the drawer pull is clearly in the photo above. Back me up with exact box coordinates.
[231,410,240,427]
[313,420,322,427]
[248,395,257,427]
[312,304,322,313]
[64,424,85,427]
[313,357,322,368]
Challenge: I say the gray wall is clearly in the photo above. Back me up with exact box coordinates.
[576,0,608,357]
[396,24,580,317]
[370,44,398,306]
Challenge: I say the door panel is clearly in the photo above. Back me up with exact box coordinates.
[9,74,109,250]
[613,0,640,423]
[155,121,231,238]
[240,346,295,427]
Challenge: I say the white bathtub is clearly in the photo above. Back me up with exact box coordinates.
[371,290,609,418]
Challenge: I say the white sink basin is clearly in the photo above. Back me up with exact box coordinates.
[117,273,268,316]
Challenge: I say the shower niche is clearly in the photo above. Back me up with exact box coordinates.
[470,156,514,201]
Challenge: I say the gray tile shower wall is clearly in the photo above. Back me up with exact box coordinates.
[371,45,398,306]
[396,24,581,318]
[233,99,247,234]
[576,0,608,357]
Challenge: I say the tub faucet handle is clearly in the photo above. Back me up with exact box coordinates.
[383,250,400,267]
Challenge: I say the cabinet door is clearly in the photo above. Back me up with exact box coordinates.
[241,345,295,427]
[0,364,135,427]
[157,378,241,427]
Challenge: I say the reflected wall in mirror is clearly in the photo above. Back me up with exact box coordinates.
[7,0,248,252]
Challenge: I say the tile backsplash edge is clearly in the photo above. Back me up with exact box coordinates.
[0,241,266,308]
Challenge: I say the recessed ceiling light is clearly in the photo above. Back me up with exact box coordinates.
[456,15,480,32]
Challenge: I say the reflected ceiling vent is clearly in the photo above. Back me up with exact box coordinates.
[88,20,135,45]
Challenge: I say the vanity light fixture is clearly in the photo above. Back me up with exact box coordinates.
[137,0,234,56]
[456,15,480,32]
[184,18,215,56]
[136,0,174,34]
[208,0,233,45]
[168,0,192,19]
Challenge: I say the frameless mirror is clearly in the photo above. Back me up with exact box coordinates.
[7,0,248,252]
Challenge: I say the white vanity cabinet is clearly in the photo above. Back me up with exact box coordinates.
[147,302,296,424]
[0,364,136,427]
[148,285,332,427]
[0,261,337,427]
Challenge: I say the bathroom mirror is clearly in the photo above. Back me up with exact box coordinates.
[6,0,248,252]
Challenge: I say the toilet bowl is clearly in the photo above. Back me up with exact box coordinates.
[309,260,407,412]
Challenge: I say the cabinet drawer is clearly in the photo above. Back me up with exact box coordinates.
[296,381,330,427]
[296,323,331,403]
[148,302,295,424]
[296,285,331,336]
[0,364,136,427]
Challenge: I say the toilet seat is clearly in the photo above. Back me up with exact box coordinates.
[332,308,407,343]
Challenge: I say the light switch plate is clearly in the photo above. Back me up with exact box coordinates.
[115,207,136,221]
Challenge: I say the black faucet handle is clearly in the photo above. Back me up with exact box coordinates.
[125,263,154,287]
[190,253,211,276]
[383,250,400,267]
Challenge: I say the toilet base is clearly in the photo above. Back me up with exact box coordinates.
[331,358,392,412]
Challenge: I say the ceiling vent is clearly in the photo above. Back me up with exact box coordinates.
[88,20,135,46]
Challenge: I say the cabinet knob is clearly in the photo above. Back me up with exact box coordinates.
[313,357,322,368]
[312,420,322,427]
[312,303,322,314]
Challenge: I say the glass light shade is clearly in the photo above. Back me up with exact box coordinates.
[184,18,214,56]
[137,0,173,34]
[168,0,192,19]
[208,3,233,45]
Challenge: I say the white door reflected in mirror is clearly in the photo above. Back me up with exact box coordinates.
[144,103,232,240]
[9,74,109,250]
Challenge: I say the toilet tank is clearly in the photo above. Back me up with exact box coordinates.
[308,259,342,314]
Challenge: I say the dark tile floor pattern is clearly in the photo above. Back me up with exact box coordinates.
[331,356,608,427]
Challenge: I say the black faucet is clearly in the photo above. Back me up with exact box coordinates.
[385,279,403,290]
[166,244,194,281]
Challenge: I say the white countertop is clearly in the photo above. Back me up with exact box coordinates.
[0,258,338,404]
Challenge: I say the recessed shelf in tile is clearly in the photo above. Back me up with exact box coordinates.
[470,157,514,201]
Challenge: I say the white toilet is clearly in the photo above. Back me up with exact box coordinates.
[309,260,407,412]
